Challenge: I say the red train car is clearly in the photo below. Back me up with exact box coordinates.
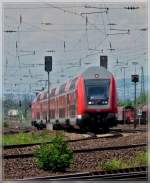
[32,66,118,131]
[117,105,148,124]
[117,106,135,123]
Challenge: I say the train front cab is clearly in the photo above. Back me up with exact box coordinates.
[76,67,118,131]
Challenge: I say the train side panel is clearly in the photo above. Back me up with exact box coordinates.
[76,76,86,115]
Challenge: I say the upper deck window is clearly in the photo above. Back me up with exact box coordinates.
[43,92,48,99]
[50,88,56,97]
[37,94,41,101]
[69,77,78,90]
[59,83,66,94]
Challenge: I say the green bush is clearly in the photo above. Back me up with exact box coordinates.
[101,159,128,170]
[131,151,147,166]
[34,134,73,171]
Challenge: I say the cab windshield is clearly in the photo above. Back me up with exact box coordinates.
[85,79,110,105]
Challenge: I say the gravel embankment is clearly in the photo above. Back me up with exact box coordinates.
[4,147,146,180]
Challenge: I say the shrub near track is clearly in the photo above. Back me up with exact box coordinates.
[101,159,128,170]
[34,134,73,171]
[100,150,147,170]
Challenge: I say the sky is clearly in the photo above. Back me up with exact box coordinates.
[2,1,148,101]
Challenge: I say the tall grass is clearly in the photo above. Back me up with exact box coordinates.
[3,130,55,145]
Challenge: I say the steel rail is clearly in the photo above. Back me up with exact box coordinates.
[73,143,146,153]
[4,143,146,159]
[110,128,146,133]
[3,132,122,149]
[4,128,33,134]
[16,166,147,181]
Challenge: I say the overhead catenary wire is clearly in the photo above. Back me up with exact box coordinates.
[4,4,145,10]
[4,3,147,96]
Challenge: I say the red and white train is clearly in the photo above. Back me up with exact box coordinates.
[31,66,118,131]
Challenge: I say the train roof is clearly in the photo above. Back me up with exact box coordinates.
[82,66,112,79]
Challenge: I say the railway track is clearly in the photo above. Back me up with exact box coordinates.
[4,123,146,135]
[3,143,146,159]
[110,128,146,133]
[4,127,33,134]
[17,166,147,181]
[3,131,122,149]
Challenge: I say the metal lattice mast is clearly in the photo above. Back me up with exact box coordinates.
[140,66,145,103]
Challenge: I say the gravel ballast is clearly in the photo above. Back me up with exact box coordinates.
[3,147,146,180]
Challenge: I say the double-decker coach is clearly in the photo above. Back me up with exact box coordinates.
[32,66,118,132]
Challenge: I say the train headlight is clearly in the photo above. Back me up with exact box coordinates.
[95,74,99,78]
[88,101,92,104]
[77,115,82,119]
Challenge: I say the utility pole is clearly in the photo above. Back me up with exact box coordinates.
[132,62,138,74]
[140,66,145,104]
[121,66,128,124]
[115,59,128,104]
[118,66,128,124]
[121,66,128,103]
[114,61,128,124]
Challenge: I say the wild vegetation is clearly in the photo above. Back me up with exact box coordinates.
[100,150,147,170]
[34,134,73,171]
[3,130,58,145]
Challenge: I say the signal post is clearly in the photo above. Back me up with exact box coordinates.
[131,74,139,128]
[45,56,52,130]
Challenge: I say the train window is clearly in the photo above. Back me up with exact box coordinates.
[67,94,69,104]
[37,112,40,119]
[59,108,65,118]
[69,105,76,117]
[85,79,110,105]
[51,88,56,97]
[69,77,78,90]
[43,92,48,99]
[59,83,66,94]
[43,112,47,119]
[50,109,55,119]
[37,95,41,101]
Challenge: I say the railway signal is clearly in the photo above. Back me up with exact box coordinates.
[131,74,139,129]
[131,74,139,83]
[45,56,52,129]
[100,55,108,69]
[45,56,52,72]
